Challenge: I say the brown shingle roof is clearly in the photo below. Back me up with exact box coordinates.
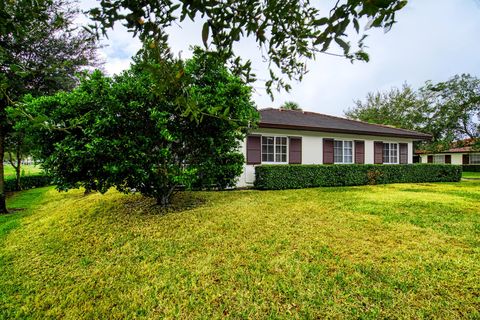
[259,108,432,140]
[417,147,475,154]
[416,139,479,154]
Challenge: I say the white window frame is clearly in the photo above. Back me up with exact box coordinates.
[383,142,399,164]
[470,153,480,164]
[433,154,445,164]
[261,136,288,164]
[334,140,354,164]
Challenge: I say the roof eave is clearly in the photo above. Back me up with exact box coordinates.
[259,122,432,140]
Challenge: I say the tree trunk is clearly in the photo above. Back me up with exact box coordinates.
[156,186,175,207]
[15,159,21,191]
[0,132,7,214]
[156,195,171,207]
[15,144,21,191]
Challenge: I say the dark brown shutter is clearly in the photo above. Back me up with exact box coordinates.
[289,137,302,164]
[354,140,365,164]
[427,155,433,163]
[246,135,261,165]
[462,154,470,164]
[323,138,334,164]
[374,141,384,164]
[399,143,408,164]
[445,155,451,164]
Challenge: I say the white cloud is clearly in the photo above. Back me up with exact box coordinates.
[78,0,480,115]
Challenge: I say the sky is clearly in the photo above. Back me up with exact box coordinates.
[79,0,480,116]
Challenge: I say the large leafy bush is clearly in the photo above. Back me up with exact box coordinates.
[23,48,258,205]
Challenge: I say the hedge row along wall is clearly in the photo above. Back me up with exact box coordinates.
[4,175,51,192]
[463,165,480,172]
[254,164,462,190]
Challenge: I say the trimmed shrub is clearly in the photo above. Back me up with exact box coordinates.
[463,165,480,172]
[254,164,462,190]
[4,174,51,192]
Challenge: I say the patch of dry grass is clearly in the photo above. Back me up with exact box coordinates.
[1,181,479,319]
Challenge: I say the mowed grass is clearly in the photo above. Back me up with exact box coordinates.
[3,164,43,179]
[1,181,479,319]
[463,171,480,179]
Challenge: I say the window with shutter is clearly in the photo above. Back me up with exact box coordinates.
[433,155,445,163]
[470,154,480,164]
[289,137,302,164]
[261,136,287,163]
[374,141,384,164]
[354,140,365,164]
[383,143,398,164]
[246,135,261,165]
[399,143,408,164]
[333,140,353,164]
[323,138,334,164]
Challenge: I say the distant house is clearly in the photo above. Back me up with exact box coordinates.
[237,108,431,187]
[416,139,480,165]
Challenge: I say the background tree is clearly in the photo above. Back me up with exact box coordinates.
[345,83,424,131]
[280,101,301,111]
[0,0,99,213]
[4,128,35,191]
[183,48,258,190]
[87,0,408,97]
[345,74,480,151]
[22,48,258,206]
[419,74,480,142]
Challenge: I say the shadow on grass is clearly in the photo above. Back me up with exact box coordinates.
[1,187,50,243]
[122,191,208,215]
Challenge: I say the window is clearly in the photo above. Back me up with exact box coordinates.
[471,154,480,164]
[262,136,287,163]
[334,140,353,164]
[433,155,445,163]
[383,143,398,164]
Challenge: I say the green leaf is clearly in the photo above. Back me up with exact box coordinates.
[353,19,359,33]
[355,51,369,62]
[335,38,350,53]
[202,22,209,48]
[314,17,329,26]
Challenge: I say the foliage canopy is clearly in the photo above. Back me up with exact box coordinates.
[280,101,301,111]
[0,0,99,213]
[345,74,480,150]
[87,0,408,96]
[23,48,258,205]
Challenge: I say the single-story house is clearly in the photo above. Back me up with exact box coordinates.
[416,140,480,165]
[237,108,432,187]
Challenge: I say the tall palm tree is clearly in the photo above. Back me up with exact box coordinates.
[280,101,301,110]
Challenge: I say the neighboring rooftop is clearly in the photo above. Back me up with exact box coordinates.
[416,139,479,154]
[258,108,432,140]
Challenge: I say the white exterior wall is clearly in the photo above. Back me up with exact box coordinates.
[237,128,416,188]
[419,153,463,165]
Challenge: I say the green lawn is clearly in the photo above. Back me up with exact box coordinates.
[3,164,43,179]
[463,171,480,179]
[1,182,479,318]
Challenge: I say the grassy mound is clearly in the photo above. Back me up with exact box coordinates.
[1,182,479,318]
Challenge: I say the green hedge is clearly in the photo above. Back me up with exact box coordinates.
[4,174,51,192]
[463,165,480,172]
[254,164,462,190]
